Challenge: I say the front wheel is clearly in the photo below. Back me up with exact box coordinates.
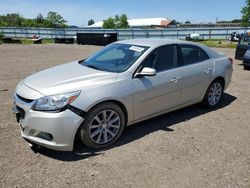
[79,102,125,149]
[202,79,224,108]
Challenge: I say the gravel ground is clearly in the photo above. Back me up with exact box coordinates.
[0,44,249,188]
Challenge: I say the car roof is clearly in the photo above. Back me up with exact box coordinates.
[115,38,193,47]
[115,38,222,58]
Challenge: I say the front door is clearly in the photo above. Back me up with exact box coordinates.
[132,45,181,121]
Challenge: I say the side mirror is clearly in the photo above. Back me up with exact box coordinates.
[135,67,156,78]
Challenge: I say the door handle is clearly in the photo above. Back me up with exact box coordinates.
[204,68,212,74]
[171,77,180,83]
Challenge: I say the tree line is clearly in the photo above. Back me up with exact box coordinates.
[87,14,129,28]
[0,12,67,28]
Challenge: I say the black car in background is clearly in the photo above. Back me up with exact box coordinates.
[235,33,250,57]
[242,49,250,70]
[235,33,250,70]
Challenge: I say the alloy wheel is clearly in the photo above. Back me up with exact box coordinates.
[208,82,222,106]
[89,110,121,145]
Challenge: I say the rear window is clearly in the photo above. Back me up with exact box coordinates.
[180,45,209,65]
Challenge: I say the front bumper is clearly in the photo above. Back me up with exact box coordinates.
[13,94,84,151]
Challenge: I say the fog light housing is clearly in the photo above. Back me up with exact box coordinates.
[29,129,53,141]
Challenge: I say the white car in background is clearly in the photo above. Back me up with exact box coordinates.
[13,39,233,151]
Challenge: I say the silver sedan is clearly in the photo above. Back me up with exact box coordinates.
[13,39,233,151]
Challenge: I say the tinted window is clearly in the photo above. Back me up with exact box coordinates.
[180,45,209,65]
[142,45,177,72]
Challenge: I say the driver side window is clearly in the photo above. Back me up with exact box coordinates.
[141,45,178,72]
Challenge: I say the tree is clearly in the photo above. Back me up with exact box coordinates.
[45,11,67,28]
[21,18,37,27]
[0,14,23,27]
[242,0,250,26]
[103,14,129,29]
[36,13,44,24]
[4,13,23,26]
[232,19,242,23]
[185,21,191,24]
[88,19,95,26]
[217,19,242,24]
[0,12,68,28]
[103,17,115,28]
[115,14,129,28]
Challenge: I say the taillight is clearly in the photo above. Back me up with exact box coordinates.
[228,58,233,64]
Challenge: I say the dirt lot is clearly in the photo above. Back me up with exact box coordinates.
[0,44,249,188]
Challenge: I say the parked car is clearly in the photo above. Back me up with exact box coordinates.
[242,49,250,69]
[186,33,203,41]
[228,32,241,42]
[235,32,250,61]
[13,39,233,151]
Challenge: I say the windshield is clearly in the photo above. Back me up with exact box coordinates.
[81,43,149,73]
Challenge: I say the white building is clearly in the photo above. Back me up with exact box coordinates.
[88,18,176,28]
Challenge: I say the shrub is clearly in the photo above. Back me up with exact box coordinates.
[0,32,4,44]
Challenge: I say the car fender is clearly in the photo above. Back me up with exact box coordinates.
[71,75,134,124]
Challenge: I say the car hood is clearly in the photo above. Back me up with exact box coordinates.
[23,61,118,96]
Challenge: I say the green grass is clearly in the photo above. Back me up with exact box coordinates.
[194,39,237,49]
[1,37,238,49]
[19,38,54,44]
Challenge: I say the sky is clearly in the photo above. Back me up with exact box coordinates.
[0,0,246,27]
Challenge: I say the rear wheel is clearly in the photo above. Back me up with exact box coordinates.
[202,79,224,108]
[79,102,125,149]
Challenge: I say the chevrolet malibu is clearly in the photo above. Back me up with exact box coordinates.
[13,39,233,151]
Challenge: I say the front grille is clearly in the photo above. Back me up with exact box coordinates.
[16,94,34,103]
[16,106,25,119]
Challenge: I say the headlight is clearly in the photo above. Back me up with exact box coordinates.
[33,91,80,112]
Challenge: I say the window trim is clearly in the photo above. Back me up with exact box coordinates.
[133,44,179,78]
[177,44,210,67]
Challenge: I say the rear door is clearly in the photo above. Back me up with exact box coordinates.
[177,45,214,104]
[235,35,250,60]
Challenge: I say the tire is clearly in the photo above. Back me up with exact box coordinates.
[243,65,250,70]
[78,102,125,149]
[202,79,224,108]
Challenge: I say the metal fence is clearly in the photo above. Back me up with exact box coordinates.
[0,27,249,40]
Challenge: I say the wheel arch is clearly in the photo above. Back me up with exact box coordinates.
[74,99,128,149]
[78,99,128,128]
[212,76,225,90]
[94,100,128,125]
